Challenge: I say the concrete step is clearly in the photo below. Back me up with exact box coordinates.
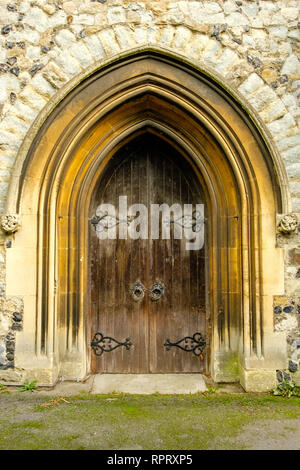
[91,373,207,394]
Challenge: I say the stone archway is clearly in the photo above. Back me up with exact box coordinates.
[6,50,286,390]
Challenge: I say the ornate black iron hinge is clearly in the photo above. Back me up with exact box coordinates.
[164,332,206,357]
[91,211,138,233]
[163,210,205,232]
[91,332,132,356]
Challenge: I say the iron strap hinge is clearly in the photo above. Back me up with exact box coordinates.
[91,333,132,356]
[164,332,206,357]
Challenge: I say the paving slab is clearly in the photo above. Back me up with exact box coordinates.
[35,376,94,396]
[91,374,207,394]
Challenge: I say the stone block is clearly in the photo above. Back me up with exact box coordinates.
[289,181,300,194]
[19,86,48,111]
[48,11,67,28]
[0,313,10,337]
[25,7,50,33]
[275,314,299,332]
[291,197,300,212]
[0,339,6,365]
[248,86,280,112]
[42,62,69,89]
[73,14,95,26]
[268,26,288,39]
[107,6,126,25]
[159,25,176,47]
[215,48,239,75]
[54,29,77,49]
[202,40,222,67]
[29,75,56,98]
[0,182,8,197]
[92,374,207,394]
[134,25,148,45]
[113,25,137,49]
[277,134,300,152]
[281,54,300,77]
[240,369,277,392]
[282,144,300,165]
[98,28,120,55]
[268,113,296,138]
[0,129,22,150]
[83,34,106,61]
[69,42,93,68]
[0,368,23,384]
[286,162,300,179]
[54,53,82,78]
[238,73,264,95]
[226,12,248,27]
[242,4,259,18]
[173,26,192,50]
[288,248,300,265]
[1,114,30,136]
[0,155,15,170]
[281,8,299,21]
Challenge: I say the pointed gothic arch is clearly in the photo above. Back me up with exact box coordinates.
[6,50,287,390]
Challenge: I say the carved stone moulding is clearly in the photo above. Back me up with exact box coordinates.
[0,214,21,234]
[278,213,298,234]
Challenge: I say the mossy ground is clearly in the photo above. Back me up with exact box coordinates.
[0,390,299,450]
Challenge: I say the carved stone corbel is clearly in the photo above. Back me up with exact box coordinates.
[277,213,298,234]
[0,214,21,234]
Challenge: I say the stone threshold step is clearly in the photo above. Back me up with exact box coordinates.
[91,373,207,394]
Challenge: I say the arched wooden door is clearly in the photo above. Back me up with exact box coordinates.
[89,134,208,373]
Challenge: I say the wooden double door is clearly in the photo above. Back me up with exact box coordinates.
[90,135,207,373]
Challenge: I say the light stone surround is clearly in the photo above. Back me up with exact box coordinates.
[0,0,299,389]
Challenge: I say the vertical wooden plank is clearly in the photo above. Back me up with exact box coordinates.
[149,140,207,373]
[149,143,166,372]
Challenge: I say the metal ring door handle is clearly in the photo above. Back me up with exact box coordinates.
[130,281,146,301]
[150,282,165,301]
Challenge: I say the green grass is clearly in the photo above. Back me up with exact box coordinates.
[0,392,299,450]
